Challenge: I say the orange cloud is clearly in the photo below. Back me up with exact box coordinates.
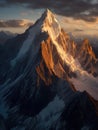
[56,15,98,36]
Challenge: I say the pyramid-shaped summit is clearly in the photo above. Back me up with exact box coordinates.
[44,8,52,14]
[39,8,61,39]
[42,8,54,17]
[26,8,61,39]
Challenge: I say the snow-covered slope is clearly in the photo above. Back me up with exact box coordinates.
[71,73,98,100]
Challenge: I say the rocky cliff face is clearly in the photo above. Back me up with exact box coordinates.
[76,39,98,76]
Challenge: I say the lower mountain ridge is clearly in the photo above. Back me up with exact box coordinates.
[0,9,98,130]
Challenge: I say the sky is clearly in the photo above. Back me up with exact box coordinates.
[0,0,98,36]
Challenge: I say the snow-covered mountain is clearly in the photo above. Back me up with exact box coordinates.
[0,9,98,130]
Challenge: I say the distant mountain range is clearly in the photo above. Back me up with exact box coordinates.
[69,33,98,58]
[0,31,17,44]
[0,9,98,130]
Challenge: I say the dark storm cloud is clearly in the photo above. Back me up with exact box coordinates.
[0,19,33,27]
[1,0,98,22]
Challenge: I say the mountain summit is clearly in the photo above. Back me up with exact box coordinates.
[41,9,61,39]
[0,9,98,130]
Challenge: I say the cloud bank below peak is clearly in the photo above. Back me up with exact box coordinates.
[0,19,33,28]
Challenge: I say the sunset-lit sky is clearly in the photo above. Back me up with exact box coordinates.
[0,0,98,36]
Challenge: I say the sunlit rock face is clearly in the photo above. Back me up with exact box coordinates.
[76,39,98,76]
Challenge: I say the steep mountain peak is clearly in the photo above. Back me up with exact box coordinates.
[43,8,52,17]
[42,8,55,21]
[11,9,61,63]
[81,38,97,61]
[27,9,61,40]
[41,9,61,39]
[82,39,90,48]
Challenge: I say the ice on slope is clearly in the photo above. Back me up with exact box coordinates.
[38,96,64,120]
[11,24,41,65]
[71,75,98,100]
[33,96,64,129]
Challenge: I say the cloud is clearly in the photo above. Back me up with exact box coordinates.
[20,12,28,16]
[60,16,98,33]
[0,19,33,27]
[0,0,98,22]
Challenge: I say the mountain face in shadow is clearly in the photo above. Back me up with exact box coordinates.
[0,9,98,130]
